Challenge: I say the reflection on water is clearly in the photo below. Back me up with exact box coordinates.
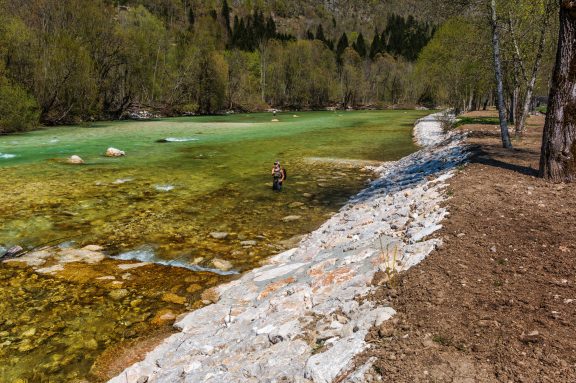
[0,110,428,382]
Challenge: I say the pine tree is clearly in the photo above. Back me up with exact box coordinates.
[231,15,240,47]
[187,6,195,30]
[237,18,247,50]
[336,32,349,65]
[254,9,265,38]
[369,29,381,59]
[316,24,326,42]
[221,0,231,35]
[380,29,389,52]
[326,39,334,51]
[265,16,276,39]
[336,32,349,56]
[354,33,367,58]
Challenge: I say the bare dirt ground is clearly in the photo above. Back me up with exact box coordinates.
[354,112,576,382]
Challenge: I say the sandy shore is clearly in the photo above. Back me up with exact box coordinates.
[109,113,470,383]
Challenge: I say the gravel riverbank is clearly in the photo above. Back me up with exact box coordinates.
[109,113,471,383]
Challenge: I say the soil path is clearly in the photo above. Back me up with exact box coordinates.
[357,112,576,382]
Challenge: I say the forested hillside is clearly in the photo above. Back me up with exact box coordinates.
[0,0,558,133]
[0,0,435,130]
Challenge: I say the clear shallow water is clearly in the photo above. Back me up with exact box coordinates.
[0,110,428,382]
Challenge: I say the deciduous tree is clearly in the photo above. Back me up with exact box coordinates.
[539,0,576,182]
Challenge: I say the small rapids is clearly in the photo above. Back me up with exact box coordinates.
[113,246,239,276]
[159,137,199,143]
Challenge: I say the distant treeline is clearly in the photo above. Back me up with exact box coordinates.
[0,0,435,132]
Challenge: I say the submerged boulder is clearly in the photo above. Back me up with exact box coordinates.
[282,215,302,222]
[209,232,229,240]
[67,155,84,164]
[105,147,125,157]
[211,258,233,271]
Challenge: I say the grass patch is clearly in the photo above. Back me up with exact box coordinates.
[432,334,452,346]
[454,117,500,128]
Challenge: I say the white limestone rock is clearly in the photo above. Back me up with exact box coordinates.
[105,147,126,157]
[67,155,84,164]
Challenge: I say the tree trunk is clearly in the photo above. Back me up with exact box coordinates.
[490,0,513,148]
[539,1,576,182]
[515,1,553,138]
[509,90,516,124]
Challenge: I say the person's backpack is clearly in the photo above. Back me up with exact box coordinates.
[282,167,287,180]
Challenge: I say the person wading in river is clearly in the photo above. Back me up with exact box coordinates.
[271,161,285,192]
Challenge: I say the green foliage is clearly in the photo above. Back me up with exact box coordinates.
[0,0,447,127]
[416,17,492,111]
[0,77,39,133]
[265,40,337,107]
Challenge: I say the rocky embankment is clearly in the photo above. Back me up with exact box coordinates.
[110,113,470,383]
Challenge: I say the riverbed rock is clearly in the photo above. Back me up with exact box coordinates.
[67,155,84,164]
[278,234,305,249]
[209,232,228,240]
[151,309,177,326]
[58,248,106,264]
[22,328,36,337]
[211,258,233,271]
[105,147,126,157]
[161,293,186,305]
[84,338,99,350]
[200,288,220,304]
[118,262,149,270]
[282,215,302,222]
[109,289,130,300]
[82,244,103,251]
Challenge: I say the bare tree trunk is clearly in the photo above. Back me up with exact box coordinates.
[490,0,513,148]
[509,90,516,124]
[515,1,554,138]
[539,1,576,182]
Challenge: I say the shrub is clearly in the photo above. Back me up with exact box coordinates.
[0,78,39,133]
